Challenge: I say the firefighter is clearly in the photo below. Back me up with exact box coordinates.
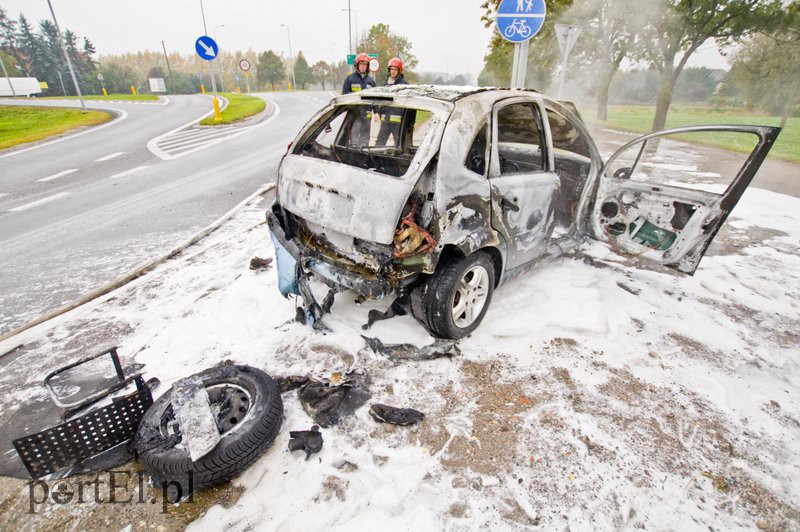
[342,53,376,145]
[341,52,376,94]
[376,57,408,146]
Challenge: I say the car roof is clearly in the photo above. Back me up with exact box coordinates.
[360,84,542,102]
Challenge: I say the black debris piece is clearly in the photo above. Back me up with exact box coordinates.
[274,375,310,394]
[361,295,409,330]
[616,281,641,296]
[298,373,371,428]
[249,256,274,270]
[288,425,323,459]
[361,336,461,362]
[369,404,425,426]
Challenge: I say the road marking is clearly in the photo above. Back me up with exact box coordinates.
[0,108,128,160]
[9,192,70,212]
[147,96,280,160]
[0,193,8,198]
[159,128,240,149]
[95,151,125,162]
[36,168,79,183]
[109,165,149,179]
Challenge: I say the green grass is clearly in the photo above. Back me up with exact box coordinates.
[0,106,112,150]
[199,92,266,125]
[584,105,799,162]
[41,93,159,101]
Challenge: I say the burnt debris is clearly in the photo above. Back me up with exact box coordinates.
[361,336,461,362]
[369,404,425,426]
[288,425,324,459]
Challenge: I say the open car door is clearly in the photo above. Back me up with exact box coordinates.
[588,125,780,274]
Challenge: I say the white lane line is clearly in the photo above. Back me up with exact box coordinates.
[0,193,9,198]
[159,127,234,144]
[159,129,239,150]
[9,192,70,212]
[156,97,282,160]
[146,95,229,160]
[95,151,125,162]
[109,165,149,179]
[36,168,78,183]
[0,108,128,160]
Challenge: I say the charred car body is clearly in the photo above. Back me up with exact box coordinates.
[267,86,779,339]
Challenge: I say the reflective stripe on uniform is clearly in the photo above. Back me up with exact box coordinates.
[389,115,402,123]
[352,85,361,91]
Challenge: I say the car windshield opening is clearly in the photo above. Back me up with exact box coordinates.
[296,104,435,178]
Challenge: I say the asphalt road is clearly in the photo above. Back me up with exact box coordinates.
[0,92,333,334]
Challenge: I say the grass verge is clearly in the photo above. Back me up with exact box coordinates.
[0,106,112,150]
[199,92,266,125]
[584,105,799,163]
[40,94,160,101]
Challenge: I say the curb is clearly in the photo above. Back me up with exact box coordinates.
[0,183,276,355]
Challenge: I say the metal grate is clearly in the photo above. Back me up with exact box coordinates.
[12,387,153,478]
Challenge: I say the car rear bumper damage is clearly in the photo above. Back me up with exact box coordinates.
[267,205,394,300]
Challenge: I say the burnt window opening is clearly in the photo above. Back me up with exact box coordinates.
[547,107,593,228]
[497,103,545,175]
[465,120,488,176]
[296,104,434,178]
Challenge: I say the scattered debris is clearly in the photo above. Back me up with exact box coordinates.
[361,336,461,362]
[362,296,408,330]
[332,459,359,472]
[616,281,641,296]
[369,404,425,426]
[298,373,371,428]
[249,256,274,270]
[170,375,222,462]
[274,374,310,393]
[288,425,323,459]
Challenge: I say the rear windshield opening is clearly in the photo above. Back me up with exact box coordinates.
[295,104,434,177]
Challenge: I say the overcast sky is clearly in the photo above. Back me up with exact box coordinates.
[2,0,730,77]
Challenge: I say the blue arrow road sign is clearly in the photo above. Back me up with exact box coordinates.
[195,35,218,61]
[496,0,546,43]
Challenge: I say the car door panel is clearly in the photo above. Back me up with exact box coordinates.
[489,98,559,271]
[590,125,781,274]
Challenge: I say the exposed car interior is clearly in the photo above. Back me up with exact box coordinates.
[296,104,432,178]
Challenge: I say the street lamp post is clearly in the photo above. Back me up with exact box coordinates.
[280,24,297,91]
[161,40,173,94]
[46,0,86,112]
[214,24,226,92]
[341,7,358,52]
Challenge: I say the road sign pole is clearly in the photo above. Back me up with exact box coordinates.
[46,0,86,112]
[0,58,16,98]
[510,41,528,89]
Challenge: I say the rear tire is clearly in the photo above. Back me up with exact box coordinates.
[411,251,495,340]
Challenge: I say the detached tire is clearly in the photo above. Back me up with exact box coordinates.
[411,251,495,340]
[135,365,283,499]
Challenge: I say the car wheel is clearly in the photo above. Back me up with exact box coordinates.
[135,365,283,500]
[411,251,495,340]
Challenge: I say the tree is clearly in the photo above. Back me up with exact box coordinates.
[311,60,330,90]
[729,31,800,127]
[16,14,41,77]
[256,50,284,90]
[0,6,23,70]
[0,50,20,75]
[354,23,418,84]
[639,0,787,132]
[564,0,654,119]
[673,67,718,102]
[148,66,166,79]
[478,0,574,89]
[293,51,313,89]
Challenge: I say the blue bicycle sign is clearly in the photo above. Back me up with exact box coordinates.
[496,0,546,43]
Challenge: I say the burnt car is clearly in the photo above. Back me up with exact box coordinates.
[267,86,780,339]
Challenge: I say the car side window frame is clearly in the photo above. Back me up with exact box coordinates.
[489,97,550,179]
[464,117,490,177]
